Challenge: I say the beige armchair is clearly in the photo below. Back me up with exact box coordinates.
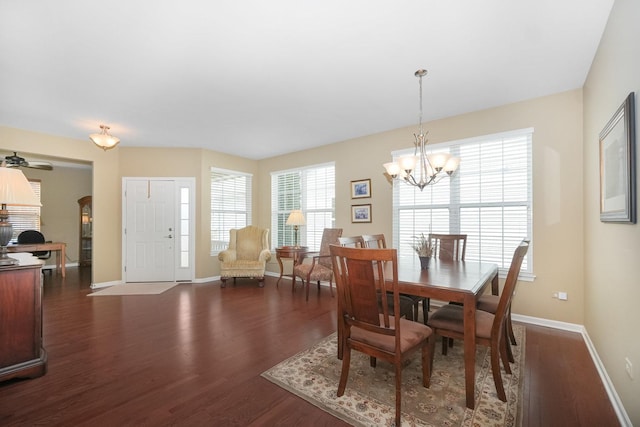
[218,226,272,288]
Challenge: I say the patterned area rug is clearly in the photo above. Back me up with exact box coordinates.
[87,282,180,296]
[262,325,525,427]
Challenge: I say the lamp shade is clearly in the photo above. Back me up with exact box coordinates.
[90,125,120,150]
[0,165,41,206]
[286,210,306,226]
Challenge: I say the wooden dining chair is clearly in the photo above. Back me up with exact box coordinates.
[363,234,429,324]
[429,233,467,261]
[476,239,530,360]
[426,239,529,402]
[330,244,434,427]
[337,236,364,248]
[292,228,343,300]
[335,235,414,361]
[354,234,416,321]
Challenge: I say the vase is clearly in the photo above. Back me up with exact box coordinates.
[419,256,431,270]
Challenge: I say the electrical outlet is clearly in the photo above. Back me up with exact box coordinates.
[558,292,568,300]
[625,357,634,380]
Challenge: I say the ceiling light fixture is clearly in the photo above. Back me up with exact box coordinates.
[383,69,460,190]
[89,125,120,151]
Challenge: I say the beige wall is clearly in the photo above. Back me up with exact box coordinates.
[17,165,92,266]
[0,126,120,285]
[259,89,585,324]
[583,0,640,423]
[119,147,258,279]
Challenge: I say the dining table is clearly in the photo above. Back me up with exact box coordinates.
[392,257,499,410]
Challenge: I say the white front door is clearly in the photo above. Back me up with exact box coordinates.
[124,179,175,282]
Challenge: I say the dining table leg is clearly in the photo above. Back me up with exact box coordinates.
[463,293,476,409]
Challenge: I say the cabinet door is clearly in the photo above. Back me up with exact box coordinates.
[0,267,41,368]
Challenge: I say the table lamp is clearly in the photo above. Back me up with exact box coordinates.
[0,162,41,266]
[286,210,306,248]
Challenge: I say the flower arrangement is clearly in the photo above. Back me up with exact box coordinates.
[411,233,434,257]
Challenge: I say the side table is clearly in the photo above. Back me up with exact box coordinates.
[275,246,308,287]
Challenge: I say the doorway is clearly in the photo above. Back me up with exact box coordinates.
[122,177,195,282]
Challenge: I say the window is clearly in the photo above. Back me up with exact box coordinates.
[8,179,41,241]
[210,168,252,254]
[392,128,533,278]
[271,163,335,250]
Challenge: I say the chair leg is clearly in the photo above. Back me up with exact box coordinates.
[504,326,515,363]
[257,277,265,288]
[337,347,351,396]
[422,298,430,324]
[491,339,507,402]
[441,336,449,355]
[507,307,517,345]
[421,337,434,388]
[220,278,227,288]
[329,279,334,297]
[499,335,512,375]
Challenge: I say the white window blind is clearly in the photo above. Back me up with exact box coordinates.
[271,163,335,250]
[392,128,533,278]
[210,168,252,254]
[8,179,41,241]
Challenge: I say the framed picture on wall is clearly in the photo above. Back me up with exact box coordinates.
[351,179,371,199]
[351,204,372,223]
[599,92,636,223]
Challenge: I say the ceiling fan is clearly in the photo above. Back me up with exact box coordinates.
[3,152,53,171]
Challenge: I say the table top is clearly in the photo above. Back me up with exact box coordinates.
[7,242,66,249]
[389,258,498,301]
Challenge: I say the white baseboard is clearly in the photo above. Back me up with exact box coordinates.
[506,313,630,426]
[580,329,633,426]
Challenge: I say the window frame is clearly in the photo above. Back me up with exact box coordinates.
[8,179,41,241]
[270,162,336,251]
[210,167,252,255]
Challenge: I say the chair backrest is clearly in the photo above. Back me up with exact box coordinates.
[429,233,467,260]
[229,226,269,260]
[317,228,343,267]
[17,230,45,244]
[492,239,529,335]
[338,236,364,248]
[17,230,50,258]
[330,245,400,347]
[361,234,386,249]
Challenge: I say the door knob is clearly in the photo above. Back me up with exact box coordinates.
[164,234,173,238]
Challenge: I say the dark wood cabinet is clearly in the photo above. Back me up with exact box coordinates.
[0,264,47,382]
[78,195,92,267]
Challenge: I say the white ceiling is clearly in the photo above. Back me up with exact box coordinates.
[0,1,613,160]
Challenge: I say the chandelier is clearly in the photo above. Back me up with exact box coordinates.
[383,69,459,190]
[90,125,120,151]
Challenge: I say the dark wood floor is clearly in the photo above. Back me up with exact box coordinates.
[0,268,620,426]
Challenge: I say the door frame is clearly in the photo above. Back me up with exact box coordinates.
[121,177,196,283]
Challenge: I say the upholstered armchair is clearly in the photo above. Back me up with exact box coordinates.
[218,226,272,288]
[292,228,343,300]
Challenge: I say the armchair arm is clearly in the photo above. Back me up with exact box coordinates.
[218,249,237,262]
[258,249,272,263]
[296,251,319,266]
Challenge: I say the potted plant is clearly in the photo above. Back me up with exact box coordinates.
[411,233,434,269]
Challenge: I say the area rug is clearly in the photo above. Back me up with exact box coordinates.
[88,282,180,296]
[262,325,525,427]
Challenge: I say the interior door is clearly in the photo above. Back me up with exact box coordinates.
[124,179,175,282]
